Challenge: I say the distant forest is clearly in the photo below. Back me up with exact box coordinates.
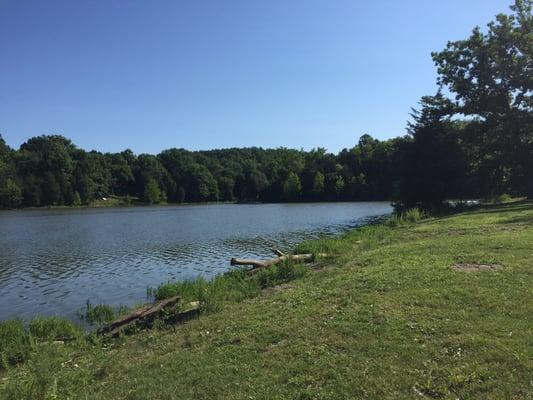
[0,1,531,209]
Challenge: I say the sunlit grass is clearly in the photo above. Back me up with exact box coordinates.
[150,261,309,313]
[1,200,531,399]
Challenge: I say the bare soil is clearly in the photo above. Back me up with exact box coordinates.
[452,263,502,271]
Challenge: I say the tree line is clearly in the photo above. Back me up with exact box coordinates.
[0,0,531,210]
[0,133,399,207]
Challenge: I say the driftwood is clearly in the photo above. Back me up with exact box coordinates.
[231,249,326,273]
[98,296,181,337]
[166,301,201,324]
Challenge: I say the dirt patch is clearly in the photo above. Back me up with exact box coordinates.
[262,283,295,295]
[452,263,502,271]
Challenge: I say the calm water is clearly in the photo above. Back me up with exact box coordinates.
[0,202,391,321]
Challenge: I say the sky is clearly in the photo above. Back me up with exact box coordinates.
[0,0,512,154]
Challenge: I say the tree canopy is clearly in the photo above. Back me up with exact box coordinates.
[0,133,403,208]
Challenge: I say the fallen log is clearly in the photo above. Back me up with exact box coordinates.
[167,301,201,324]
[230,253,327,273]
[98,296,180,337]
[271,248,285,257]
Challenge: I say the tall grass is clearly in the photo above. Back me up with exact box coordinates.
[0,317,82,369]
[386,208,427,227]
[150,261,309,312]
[78,301,128,326]
[0,320,31,369]
[28,316,82,340]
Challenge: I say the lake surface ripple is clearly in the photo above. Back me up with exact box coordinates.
[0,202,392,321]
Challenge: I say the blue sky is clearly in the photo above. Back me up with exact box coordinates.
[0,0,511,154]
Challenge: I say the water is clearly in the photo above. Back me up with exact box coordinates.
[0,202,392,321]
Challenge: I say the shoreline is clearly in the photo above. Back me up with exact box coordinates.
[1,200,531,398]
[0,205,394,324]
[0,197,395,212]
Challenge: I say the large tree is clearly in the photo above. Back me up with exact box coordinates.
[395,94,469,207]
[432,0,533,196]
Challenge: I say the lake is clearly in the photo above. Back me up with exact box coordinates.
[0,202,392,321]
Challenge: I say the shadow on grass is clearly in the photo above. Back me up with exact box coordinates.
[431,200,531,220]
[474,199,532,214]
[496,213,533,225]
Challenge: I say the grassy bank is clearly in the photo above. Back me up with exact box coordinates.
[1,201,532,399]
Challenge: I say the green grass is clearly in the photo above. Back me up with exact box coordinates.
[481,193,525,205]
[150,262,310,313]
[385,207,427,227]
[0,317,83,370]
[1,201,532,399]
[78,302,123,326]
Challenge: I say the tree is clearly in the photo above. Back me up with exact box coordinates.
[143,179,161,204]
[218,176,235,201]
[395,95,469,208]
[0,178,22,208]
[176,186,186,203]
[21,174,41,206]
[246,170,269,200]
[72,191,82,207]
[431,0,533,197]
[134,154,174,201]
[108,153,134,195]
[186,164,218,201]
[333,176,345,197]
[311,171,325,199]
[42,172,61,205]
[0,134,10,162]
[282,172,302,201]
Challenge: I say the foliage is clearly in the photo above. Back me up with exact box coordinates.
[386,208,427,227]
[0,134,406,209]
[142,178,162,204]
[282,172,302,201]
[311,171,325,198]
[80,302,117,326]
[0,178,22,208]
[151,262,309,313]
[430,0,533,198]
